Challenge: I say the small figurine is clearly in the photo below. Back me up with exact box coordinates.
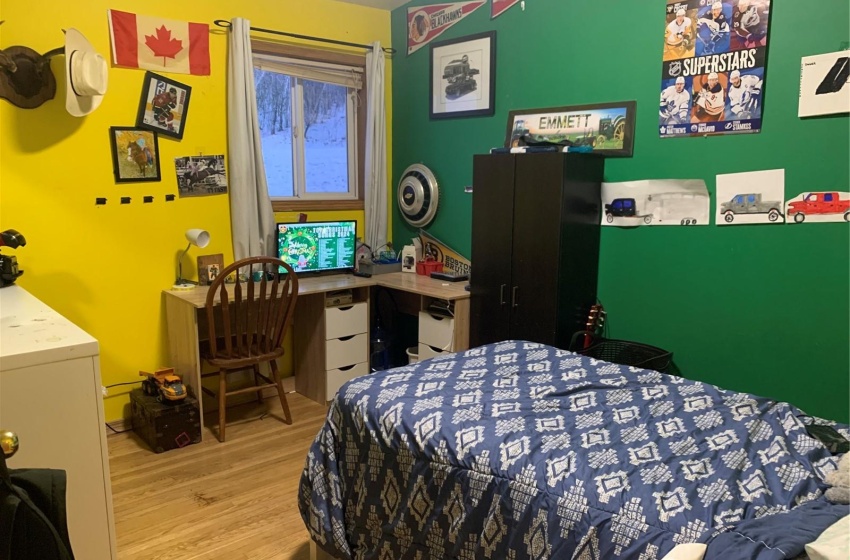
[139,368,187,402]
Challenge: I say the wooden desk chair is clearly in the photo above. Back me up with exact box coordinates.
[201,257,298,442]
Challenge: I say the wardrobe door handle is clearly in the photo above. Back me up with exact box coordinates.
[512,286,519,308]
[499,284,507,305]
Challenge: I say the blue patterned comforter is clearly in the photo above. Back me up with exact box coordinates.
[299,341,848,559]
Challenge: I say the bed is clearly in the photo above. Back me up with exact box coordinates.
[299,341,849,559]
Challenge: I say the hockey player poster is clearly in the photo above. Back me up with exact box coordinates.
[660,0,770,138]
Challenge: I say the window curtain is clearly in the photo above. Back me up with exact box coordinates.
[364,42,387,253]
[227,18,276,260]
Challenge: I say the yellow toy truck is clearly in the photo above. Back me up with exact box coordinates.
[139,368,187,402]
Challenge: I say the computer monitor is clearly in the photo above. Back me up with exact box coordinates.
[276,220,357,274]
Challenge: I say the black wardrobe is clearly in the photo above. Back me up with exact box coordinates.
[470,152,604,349]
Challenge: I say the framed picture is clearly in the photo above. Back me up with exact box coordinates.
[175,155,228,197]
[136,71,191,140]
[505,101,637,157]
[430,31,496,119]
[109,127,161,183]
[197,254,224,286]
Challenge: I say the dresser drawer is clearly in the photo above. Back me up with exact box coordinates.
[326,361,369,401]
[325,302,368,340]
[326,333,368,370]
[418,343,451,361]
[419,312,454,351]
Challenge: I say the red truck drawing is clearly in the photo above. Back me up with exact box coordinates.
[786,191,850,223]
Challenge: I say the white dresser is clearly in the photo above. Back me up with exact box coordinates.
[0,285,117,560]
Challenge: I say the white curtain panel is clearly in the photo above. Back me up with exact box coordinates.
[364,42,388,252]
[227,18,276,260]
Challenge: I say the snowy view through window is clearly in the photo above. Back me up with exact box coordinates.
[255,69,350,197]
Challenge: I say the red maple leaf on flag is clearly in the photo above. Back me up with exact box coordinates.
[145,25,183,65]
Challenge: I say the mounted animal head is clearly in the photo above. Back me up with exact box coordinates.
[0,21,57,109]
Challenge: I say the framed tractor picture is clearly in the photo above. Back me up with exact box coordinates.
[505,101,637,157]
[430,31,496,119]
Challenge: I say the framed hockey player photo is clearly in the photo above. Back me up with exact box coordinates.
[136,72,191,140]
[430,31,496,119]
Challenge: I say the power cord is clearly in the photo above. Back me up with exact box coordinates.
[105,380,143,388]
[105,422,133,435]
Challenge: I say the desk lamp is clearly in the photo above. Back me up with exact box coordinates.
[173,228,210,290]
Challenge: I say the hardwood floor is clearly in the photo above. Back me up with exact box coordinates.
[108,392,329,560]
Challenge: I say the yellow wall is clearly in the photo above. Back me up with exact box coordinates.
[0,1,391,421]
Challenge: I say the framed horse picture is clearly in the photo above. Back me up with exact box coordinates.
[136,72,191,140]
[109,127,161,183]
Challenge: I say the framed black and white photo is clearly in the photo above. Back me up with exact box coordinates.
[430,31,496,119]
[136,71,191,140]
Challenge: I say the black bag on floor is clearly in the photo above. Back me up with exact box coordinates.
[0,452,74,560]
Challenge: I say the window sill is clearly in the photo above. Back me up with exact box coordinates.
[271,199,365,212]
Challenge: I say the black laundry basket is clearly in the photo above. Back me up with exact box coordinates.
[569,332,673,373]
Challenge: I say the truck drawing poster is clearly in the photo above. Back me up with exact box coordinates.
[716,169,785,225]
[660,0,771,138]
[505,101,636,156]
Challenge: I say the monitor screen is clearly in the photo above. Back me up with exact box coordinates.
[276,220,357,274]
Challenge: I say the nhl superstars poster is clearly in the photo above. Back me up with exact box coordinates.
[660,0,770,138]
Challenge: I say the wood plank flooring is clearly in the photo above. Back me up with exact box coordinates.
[108,392,328,560]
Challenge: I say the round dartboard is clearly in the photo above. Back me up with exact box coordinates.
[397,164,439,228]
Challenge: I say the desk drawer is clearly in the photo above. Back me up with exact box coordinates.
[325,302,368,340]
[419,312,454,351]
[419,343,451,361]
[326,333,368,370]
[326,361,369,401]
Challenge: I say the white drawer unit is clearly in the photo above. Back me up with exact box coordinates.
[325,302,368,340]
[326,361,369,400]
[419,311,455,352]
[0,286,117,560]
[419,343,452,361]
[326,333,368,370]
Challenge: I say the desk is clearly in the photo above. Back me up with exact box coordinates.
[163,273,469,436]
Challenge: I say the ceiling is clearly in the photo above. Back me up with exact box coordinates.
[336,0,409,10]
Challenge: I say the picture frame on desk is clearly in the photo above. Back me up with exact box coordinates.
[197,254,224,286]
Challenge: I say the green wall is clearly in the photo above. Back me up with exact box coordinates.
[391,1,850,422]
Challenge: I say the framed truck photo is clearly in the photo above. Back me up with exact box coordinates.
[430,31,496,119]
[505,101,637,157]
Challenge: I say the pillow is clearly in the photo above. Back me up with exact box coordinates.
[806,515,850,560]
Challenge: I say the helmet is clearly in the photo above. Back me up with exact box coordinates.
[675,76,686,85]
[169,87,177,95]
[712,2,723,10]
[708,72,719,80]
[730,70,741,80]
[676,8,686,16]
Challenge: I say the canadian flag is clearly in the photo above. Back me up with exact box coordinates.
[108,10,210,76]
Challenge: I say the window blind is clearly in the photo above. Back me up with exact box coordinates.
[253,54,363,89]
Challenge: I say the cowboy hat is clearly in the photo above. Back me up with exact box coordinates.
[64,28,107,117]
[0,45,56,109]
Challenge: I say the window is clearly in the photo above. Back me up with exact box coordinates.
[252,42,367,211]
[824,193,834,202]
